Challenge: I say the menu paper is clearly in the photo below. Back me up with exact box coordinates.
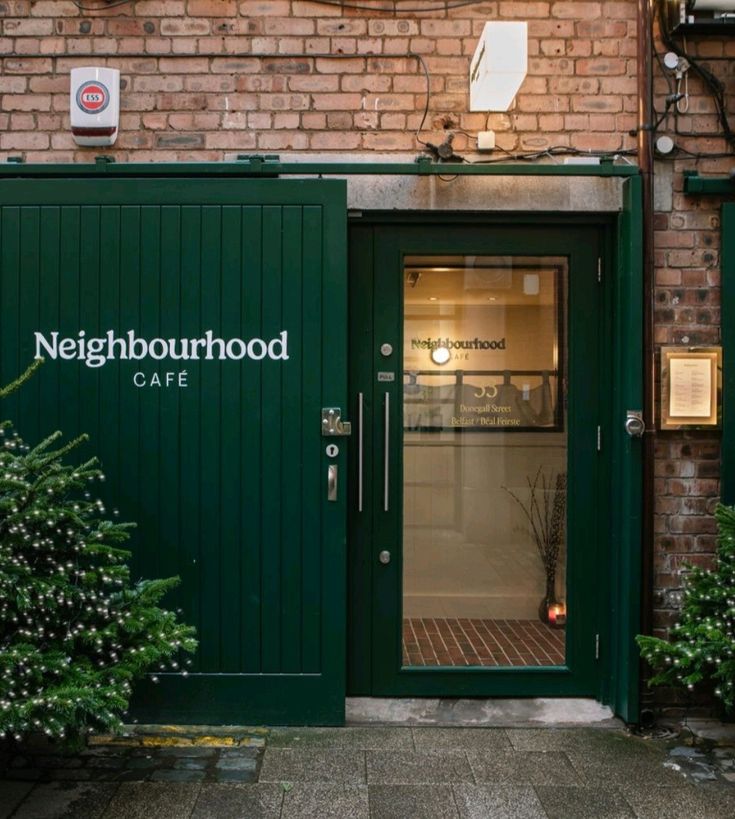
[669,357,712,418]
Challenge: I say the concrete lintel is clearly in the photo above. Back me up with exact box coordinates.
[227,151,627,212]
[340,174,624,212]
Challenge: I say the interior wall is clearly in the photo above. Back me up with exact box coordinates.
[403,434,566,620]
[403,285,565,621]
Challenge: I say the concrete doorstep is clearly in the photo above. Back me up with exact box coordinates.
[1,720,735,818]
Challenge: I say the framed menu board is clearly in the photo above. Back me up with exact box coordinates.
[660,347,722,430]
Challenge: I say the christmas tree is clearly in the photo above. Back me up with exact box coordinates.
[0,362,196,742]
[637,503,735,711]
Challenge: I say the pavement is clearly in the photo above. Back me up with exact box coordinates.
[2,723,735,818]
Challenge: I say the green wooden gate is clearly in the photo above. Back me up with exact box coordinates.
[0,177,348,724]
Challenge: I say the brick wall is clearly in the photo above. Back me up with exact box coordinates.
[0,1,641,158]
[0,0,732,713]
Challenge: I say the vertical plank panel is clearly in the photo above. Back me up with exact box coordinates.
[0,208,21,423]
[99,207,122,506]
[58,207,81,448]
[159,206,186,662]
[260,206,283,673]
[38,208,61,434]
[240,206,263,673]
[280,206,304,672]
[176,206,202,671]
[78,207,101,464]
[18,208,41,442]
[199,205,222,672]
[301,206,323,673]
[118,207,142,572]
[138,207,162,584]
[219,205,243,672]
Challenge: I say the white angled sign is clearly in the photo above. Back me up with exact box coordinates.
[470,22,528,112]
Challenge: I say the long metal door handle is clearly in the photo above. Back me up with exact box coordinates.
[327,464,338,502]
[383,392,390,512]
[358,392,364,512]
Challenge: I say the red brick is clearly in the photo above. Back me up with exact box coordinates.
[556,3,602,18]
[3,19,53,36]
[188,0,237,15]
[160,20,211,36]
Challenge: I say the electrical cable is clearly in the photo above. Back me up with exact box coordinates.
[464,146,636,164]
[654,42,732,140]
[655,0,735,150]
[71,0,495,12]
[667,147,735,159]
[306,0,496,12]
[652,14,734,144]
[410,52,431,147]
[72,0,134,9]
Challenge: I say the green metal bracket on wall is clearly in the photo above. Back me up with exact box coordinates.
[683,170,735,196]
[0,158,640,179]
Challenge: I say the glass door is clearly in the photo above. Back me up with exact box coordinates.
[360,223,604,697]
[402,255,567,669]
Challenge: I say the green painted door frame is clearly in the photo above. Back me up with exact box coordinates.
[348,198,643,721]
[0,177,348,725]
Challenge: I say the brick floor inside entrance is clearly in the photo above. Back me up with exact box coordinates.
[402,617,565,667]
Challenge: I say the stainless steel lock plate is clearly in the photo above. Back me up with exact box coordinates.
[321,407,352,437]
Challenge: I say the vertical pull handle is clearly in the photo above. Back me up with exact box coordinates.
[358,392,364,512]
[383,392,390,512]
[328,464,338,502]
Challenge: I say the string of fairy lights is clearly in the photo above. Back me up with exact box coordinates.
[0,418,195,741]
[637,506,735,708]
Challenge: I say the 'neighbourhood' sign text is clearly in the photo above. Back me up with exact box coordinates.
[34,330,289,368]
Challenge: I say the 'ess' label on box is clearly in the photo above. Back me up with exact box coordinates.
[76,81,110,114]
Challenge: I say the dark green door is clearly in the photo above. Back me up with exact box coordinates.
[0,177,347,724]
[349,220,608,698]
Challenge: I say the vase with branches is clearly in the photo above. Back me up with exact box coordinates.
[504,468,567,625]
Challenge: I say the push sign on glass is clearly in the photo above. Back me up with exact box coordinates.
[70,67,120,147]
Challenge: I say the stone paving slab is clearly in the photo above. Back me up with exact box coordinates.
[99,782,200,819]
[620,784,735,819]
[467,750,582,787]
[534,785,636,818]
[368,784,458,819]
[258,749,366,785]
[189,783,284,819]
[412,727,512,752]
[506,727,648,753]
[11,782,117,819]
[366,750,474,784]
[280,784,369,819]
[267,726,414,750]
[452,783,547,819]
[566,748,688,786]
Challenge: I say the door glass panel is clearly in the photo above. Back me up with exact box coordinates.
[402,256,568,668]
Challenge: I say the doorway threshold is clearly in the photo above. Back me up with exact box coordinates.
[346,697,621,728]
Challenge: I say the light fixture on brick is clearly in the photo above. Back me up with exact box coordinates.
[469,22,528,112]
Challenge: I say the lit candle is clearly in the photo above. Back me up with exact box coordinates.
[548,603,566,627]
